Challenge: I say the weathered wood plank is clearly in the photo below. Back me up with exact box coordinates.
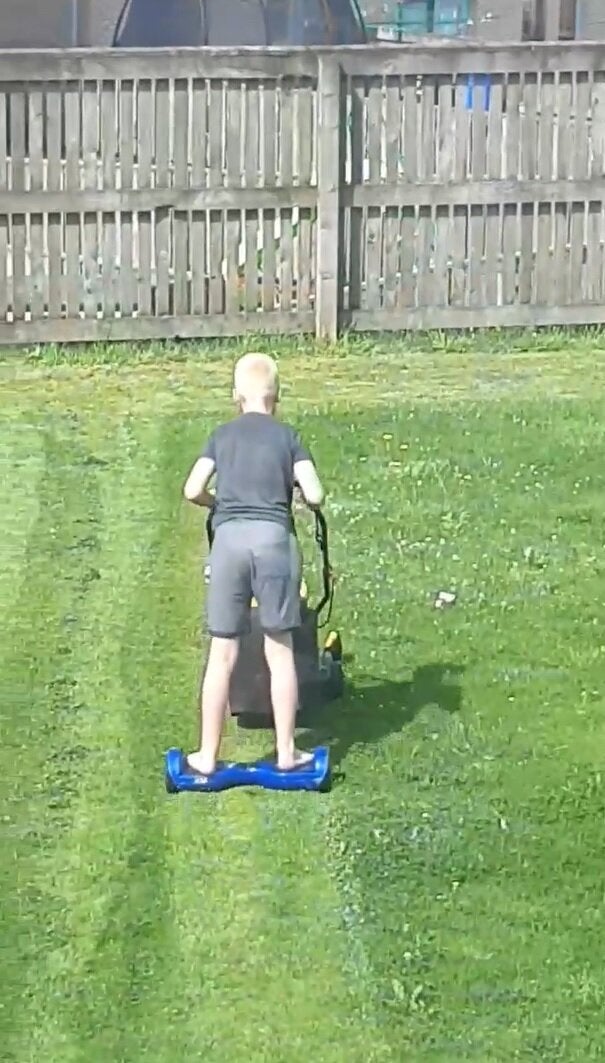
[337,43,605,78]
[316,56,344,339]
[27,89,46,319]
[451,76,470,307]
[172,77,190,316]
[278,79,294,314]
[100,79,118,318]
[0,309,316,347]
[587,72,605,301]
[0,49,319,83]
[568,202,585,304]
[555,72,572,306]
[225,80,242,316]
[2,177,605,216]
[261,81,276,313]
[536,73,555,305]
[10,88,28,321]
[2,44,605,85]
[568,72,590,303]
[153,78,170,316]
[82,80,100,318]
[295,81,314,313]
[572,72,590,180]
[365,78,383,311]
[383,78,401,310]
[349,302,605,331]
[118,79,135,319]
[6,296,605,347]
[434,76,454,308]
[416,76,436,307]
[347,76,365,311]
[468,76,488,308]
[484,76,504,308]
[45,88,63,319]
[244,80,260,313]
[190,78,207,316]
[502,77,521,306]
[519,73,538,305]
[135,77,153,316]
[400,76,418,308]
[208,79,224,316]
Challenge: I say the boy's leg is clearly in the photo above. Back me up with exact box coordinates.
[263,630,312,770]
[187,523,251,775]
[187,636,239,776]
[252,524,313,770]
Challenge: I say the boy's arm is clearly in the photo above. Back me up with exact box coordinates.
[294,459,324,509]
[183,456,216,508]
[291,428,324,509]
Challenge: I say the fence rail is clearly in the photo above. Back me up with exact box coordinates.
[2,43,605,346]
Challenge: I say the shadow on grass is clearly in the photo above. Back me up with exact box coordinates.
[301,661,465,771]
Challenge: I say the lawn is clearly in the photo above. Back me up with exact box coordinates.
[1,330,605,1062]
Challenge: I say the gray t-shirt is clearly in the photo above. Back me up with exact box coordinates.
[202,412,312,529]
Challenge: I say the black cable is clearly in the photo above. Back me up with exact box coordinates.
[111,0,130,46]
[350,0,368,41]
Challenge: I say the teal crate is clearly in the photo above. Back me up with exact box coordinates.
[397,1,429,32]
[363,1,429,36]
[433,0,469,35]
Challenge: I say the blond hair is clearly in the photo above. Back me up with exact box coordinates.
[233,352,279,404]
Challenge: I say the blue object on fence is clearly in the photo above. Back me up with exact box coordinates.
[164,746,331,793]
[465,74,491,112]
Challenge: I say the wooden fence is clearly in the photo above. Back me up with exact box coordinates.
[2,42,605,346]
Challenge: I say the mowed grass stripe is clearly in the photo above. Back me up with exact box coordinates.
[0,418,44,618]
[142,415,389,1061]
[0,416,108,1061]
[12,416,179,1063]
[307,399,605,1059]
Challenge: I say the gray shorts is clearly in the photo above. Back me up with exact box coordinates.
[206,520,301,638]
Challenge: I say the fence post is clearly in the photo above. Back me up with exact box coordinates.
[316,54,345,342]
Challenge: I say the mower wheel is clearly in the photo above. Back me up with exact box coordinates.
[320,651,345,700]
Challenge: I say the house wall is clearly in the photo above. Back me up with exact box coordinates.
[576,0,605,38]
[0,0,78,47]
[473,0,524,39]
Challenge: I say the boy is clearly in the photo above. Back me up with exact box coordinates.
[183,352,325,776]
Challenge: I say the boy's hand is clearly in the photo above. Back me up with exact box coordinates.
[292,485,306,513]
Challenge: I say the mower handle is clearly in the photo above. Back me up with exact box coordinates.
[205,508,334,621]
[313,509,333,620]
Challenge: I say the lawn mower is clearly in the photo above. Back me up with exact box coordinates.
[164,508,343,794]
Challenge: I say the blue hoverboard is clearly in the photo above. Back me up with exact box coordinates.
[165,745,331,794]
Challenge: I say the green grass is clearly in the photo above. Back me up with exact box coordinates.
[2,331,605,1062]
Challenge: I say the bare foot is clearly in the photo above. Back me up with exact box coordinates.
[276,749,314,772]
[186,751,216,777]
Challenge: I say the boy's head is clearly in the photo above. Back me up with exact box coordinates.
[233,352,279,413]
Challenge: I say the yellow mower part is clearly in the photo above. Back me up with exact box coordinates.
[324,630,342,656]
[300,579,308,600]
